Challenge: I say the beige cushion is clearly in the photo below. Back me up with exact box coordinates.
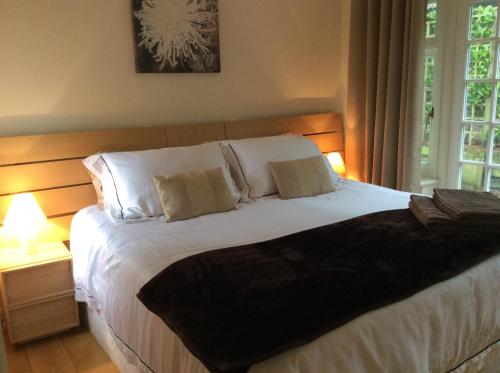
[154,167,237,222]
[269,156,336,199]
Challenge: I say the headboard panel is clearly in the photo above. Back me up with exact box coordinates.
[0,127,167,166]
[0,113,343,243]
[166,122,226,147]
[0,159,89,195]
[225,113,342,139]
[226,113,343,154]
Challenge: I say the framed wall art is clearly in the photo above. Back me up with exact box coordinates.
[132,0,220,73]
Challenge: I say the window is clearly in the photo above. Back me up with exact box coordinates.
[420,0,500,196]
[422,53,436,164]
[426,1,437,38]
[422,1,439,170]
[458,1,500,194]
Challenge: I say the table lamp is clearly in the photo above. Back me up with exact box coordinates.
[327,152,346,177]
[3,193,47,254]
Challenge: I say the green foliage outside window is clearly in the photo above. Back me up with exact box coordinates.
[422,57,434,163]
[422,2,437,163]
[466,4,497,121]
[470,3,497,39]
[461,3,499,191]
[425,3,498,123]
[426,2,437,38]
[425,2,500,191]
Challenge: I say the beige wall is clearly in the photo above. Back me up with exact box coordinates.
[0,0,348,136]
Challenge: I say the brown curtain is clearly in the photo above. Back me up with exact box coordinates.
[345,0,425,192]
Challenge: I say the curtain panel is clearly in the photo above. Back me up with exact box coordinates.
[345,0,425,192]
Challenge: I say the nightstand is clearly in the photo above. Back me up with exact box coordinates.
[0,242,79,343]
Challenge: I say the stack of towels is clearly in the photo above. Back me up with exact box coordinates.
[410,189,500,229]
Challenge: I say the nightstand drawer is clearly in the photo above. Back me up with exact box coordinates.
[3,259,73,306]
[9,294,79,343]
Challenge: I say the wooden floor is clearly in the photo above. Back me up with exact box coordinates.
[5,327,119,373]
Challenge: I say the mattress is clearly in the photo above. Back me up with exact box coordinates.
[71,180,500,373]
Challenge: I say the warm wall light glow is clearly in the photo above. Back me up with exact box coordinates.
[3,193,47,252]
[327,152,346,175]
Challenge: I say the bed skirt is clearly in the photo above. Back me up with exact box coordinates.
[83,303,500,373]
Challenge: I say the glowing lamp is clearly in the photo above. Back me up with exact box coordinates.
[327,152,346,176]
[3,193,47,253]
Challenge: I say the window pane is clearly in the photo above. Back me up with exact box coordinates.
[462,124,489,162]
[465,82,492,121]
[461,164,485,191]
[422,100,432,163]
[496,83,500,121]
[470,2,498,40]
[424,56,435,88]
[467,42,493,79]
[422,55,435,164]
[426,1,437,38]
[491,169,500,197]
[422,89,433,162]
[497,46,500,78]
[494,127,500,164]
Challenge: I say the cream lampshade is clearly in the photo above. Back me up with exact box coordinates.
[326,152,346,176]
[3,193,47,254]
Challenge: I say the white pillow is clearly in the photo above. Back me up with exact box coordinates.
[83,142,240,221]
[222,135,328,200]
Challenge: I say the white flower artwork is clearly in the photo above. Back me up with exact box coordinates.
[132,0,220,73]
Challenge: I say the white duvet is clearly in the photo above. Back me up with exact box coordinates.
[71,181,500,373]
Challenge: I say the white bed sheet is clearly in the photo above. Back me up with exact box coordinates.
[71,180,500,373]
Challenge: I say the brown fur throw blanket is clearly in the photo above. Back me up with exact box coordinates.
[138,209,500,373]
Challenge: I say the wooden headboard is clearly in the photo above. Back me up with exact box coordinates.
[0,113,343,243]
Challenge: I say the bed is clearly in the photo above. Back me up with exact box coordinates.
[0,113,498,372]
[70,180,499,373]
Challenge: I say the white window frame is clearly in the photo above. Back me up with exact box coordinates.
[425,0,472,188]
[422,0,443,180]
[447,0,500,191]
[421,50,440,175]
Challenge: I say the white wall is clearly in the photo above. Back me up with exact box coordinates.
[0,0,348,136]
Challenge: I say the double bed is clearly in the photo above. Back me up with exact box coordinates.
[71,180,500,373]
[0,113,498,372]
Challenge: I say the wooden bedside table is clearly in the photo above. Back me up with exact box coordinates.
[0,242,79,344]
